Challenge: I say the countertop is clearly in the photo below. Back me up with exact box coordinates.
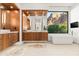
[23,30,48,32]
[0,31,19,34]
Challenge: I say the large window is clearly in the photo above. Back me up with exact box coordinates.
[47,11,68,33]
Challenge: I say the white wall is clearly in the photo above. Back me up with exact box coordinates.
[16,3,73,44]
[48,7,72,44]
[29,16,47,31]
[70,5,79,44]
[71,5,79,23]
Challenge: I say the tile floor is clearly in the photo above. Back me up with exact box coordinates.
[0,42,79,56]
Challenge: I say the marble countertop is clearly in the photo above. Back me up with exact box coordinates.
[23,30,48,32]
[0,31,19,34]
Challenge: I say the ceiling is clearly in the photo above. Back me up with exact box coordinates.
[0,3,79,10]
[16,3,79,9]
[18,3,76,6]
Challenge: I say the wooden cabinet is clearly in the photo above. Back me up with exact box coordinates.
[2,34,10,49]
[9,33,19,45]
[23,32,48,41]
[0,34,10,50]
[1,10,20,31]
[0,35,3,51]
[0,33,18,51]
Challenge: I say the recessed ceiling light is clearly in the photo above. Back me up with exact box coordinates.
[23,13,26,16]
[7,10,10,13]
[10,6,13,8]
[35,11,37,16]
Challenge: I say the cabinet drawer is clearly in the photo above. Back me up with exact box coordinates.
[9,33,18,43]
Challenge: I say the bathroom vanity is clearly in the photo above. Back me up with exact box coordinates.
[23,31,48,41]
[22,10,48,41]
[0,30,19,51]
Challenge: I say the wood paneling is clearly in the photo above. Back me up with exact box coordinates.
[23,10,48,16]
[23,32,48,41]
[0,3,19,10]
[0,3,19,30]
[1,10,20,31]
[10,10,20,31]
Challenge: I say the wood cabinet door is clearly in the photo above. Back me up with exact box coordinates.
[26,32,33,41]
[44,32,48,41]
[12,33,18,43]
[33,32,36,41]
[23,32,48,41]
[2,34,9,49]
[0,35,3,51]
[23,32,28,41]
[23,32,33,41]
[9,33,18,44]
[37,32,41,41]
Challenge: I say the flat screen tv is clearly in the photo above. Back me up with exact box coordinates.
[71,22,79,28]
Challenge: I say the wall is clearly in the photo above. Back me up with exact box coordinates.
[29,16,47,31]
[48,7,72,43]
[16,3,72,44]
[26,6,71,43]
[70,5,79,44]
[71,5,79,23]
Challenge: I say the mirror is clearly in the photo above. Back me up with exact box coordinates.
[0,9,20,31]
[22,10,48,32]
[22,13,31,31]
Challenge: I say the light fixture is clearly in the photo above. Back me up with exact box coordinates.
[10,6,13,9]
[0,6,4,9]
[23,13,26,16]
[7,10,10,13]
[35,11,37,16]
[2,11,6,25]
[14,10,18,13]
